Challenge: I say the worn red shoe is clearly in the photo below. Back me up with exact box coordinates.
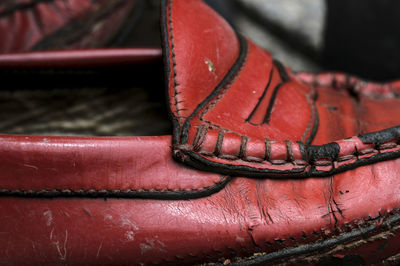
[2,0,400,265]
[0,0,163,68]
[0,0,144,52]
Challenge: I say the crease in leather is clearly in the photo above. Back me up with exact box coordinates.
[227,210,400,266]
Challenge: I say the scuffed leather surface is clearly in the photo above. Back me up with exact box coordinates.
[164,0,239,125]
[0,135,225,194]
[2,0,400,265]
[165,0,400,178]
[2,150,400,264]
[0,0,137,53]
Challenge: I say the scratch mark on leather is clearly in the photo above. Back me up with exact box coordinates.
[198,38,249,123]
[82,207,92,217]
[255,180,274,225]
[52,229,68,261]
[371,164,378,180]
[96,241,103,258]
[235,179,263,235]
[205,58,216,73]
[43,210,53,226]
[221,184,246,230]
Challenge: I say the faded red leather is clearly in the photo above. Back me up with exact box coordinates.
[0,135,225,194]
[167,0,400,179]
[2,0,400,265]
[1,136,400,264]
[0,0,137,53]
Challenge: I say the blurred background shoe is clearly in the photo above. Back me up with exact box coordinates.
[0,0,161,52]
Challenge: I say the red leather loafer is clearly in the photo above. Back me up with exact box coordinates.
[2,0,400,265]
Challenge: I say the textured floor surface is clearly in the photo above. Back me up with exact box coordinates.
[0,87,170,136]
[0,65,171,136]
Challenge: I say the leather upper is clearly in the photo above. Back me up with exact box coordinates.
[0,135,226,198]
[164,0,400,179]
[2,0,400,265]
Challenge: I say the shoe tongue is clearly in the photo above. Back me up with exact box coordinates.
[161,0,317,177]
[162,0,240,126]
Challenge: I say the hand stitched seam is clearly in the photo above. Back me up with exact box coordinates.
[168,0,182,120]
[300,85,318,145]
[198,40,249,122]
[176,34,248,145]
[192,53,318,156]
[196,62,318,141]
[296,72,400,99]
[188,140,399,168]
[0,176,230,194]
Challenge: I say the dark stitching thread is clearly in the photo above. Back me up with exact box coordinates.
[245,68,274,123]
[189,140,400,167]
[161,0,180,145]
[194,59,317,161]
[178,74,400,175]
[168,0,182,120]
[265,138,271,161]
[263,60,291,124]
[214,130,225,156]
[304,90,320,146]
[286,140,294,163]
[177,35,248,145]
[273,59,290,82]
[239,135,248,160]
[263,83,284,124]
[0,176,231,199]
[300,86,318,144]
[193,125,208,152]
[297,72,400,99]
[226,209,400,266]
[179,140,400,179]
[198,39,250,124]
